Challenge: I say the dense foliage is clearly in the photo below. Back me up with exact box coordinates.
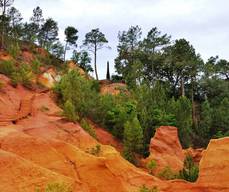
[54,70,99,119]
[115,25,229,149]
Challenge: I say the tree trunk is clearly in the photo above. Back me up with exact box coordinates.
[191,78,198,128]
[181,77,185,97]
[1,1,6,49]
[94,44,99,80]
[63,42,68,62]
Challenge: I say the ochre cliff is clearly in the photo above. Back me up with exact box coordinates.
[143,126,185,174]
[0,74,228,192]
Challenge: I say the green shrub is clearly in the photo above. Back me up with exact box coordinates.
[158,166,178,180]
[63,100,79,122]
[80,118,97,138]
[31,59,42,74]
[0,80,3,89]
[146,160,157,174]
[45,182,72,192]
[40,106,50,112]
[11,64,33,88]
[0,60,16,76]
[54,70,141,157]
[7,42,20,58]
[179,154,199,182]
[91,94,116,126]
[54,70,99,119]
[213,130,229,139]
[91,80,100,92]
[87,144,101,156]
[105,97,137,140]
[138,185,159,192]
[35,182,72,192]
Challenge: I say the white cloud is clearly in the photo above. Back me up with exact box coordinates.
[13,0,229,79]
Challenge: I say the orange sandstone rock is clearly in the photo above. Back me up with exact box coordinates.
[0,149,74,192]
[89,120,123,152]
[144,126,185,174]
[100,82,127,95]
[183,147,204,164]
[196,137,229,191]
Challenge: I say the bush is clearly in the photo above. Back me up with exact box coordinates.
[54,70,99,119]
[213,130,229,139]
[0,81,3,89]
[0,60,16,76]
[91,94,116,126]
[87,144,101,156]
[31,59,42,74]
[40,106,50,112]
[0,61,33,88]
[54,70,143,158]
[11,63,33,88]
[146,160,157,174]
[104,96,137,140]
[7,42,20,58]
[179,154,199,182]
[35,182,72,192]
[91,80,100,92]
[80,118,97,139]
[138,185,159,192]
[45,182,72,192]
[158,166,178,180]
[63,100,79,122]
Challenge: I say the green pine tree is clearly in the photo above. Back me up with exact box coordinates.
[199,100,212,139]
[175,96,192,148]
[123,117,143,163]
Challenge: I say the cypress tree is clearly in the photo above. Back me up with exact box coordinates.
[106,61,110,80]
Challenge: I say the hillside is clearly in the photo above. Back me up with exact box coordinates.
[0,46,228,192]
[0,0,228,191]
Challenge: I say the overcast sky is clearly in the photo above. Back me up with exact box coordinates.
[14,0,229,79]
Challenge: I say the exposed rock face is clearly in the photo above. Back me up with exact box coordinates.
[0,75,167,192]
[144,126,185,173]
[196,138,229,191]
[67,61,88,77]
[38,68,61,89]
[89,120,123,152]
[0,51,13,61]
[100,81,127,95]
[183,148,204,164]
[166,138,229,192]
[0,149,74,192]
[21,50,35,63]
[0,74,229,192]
